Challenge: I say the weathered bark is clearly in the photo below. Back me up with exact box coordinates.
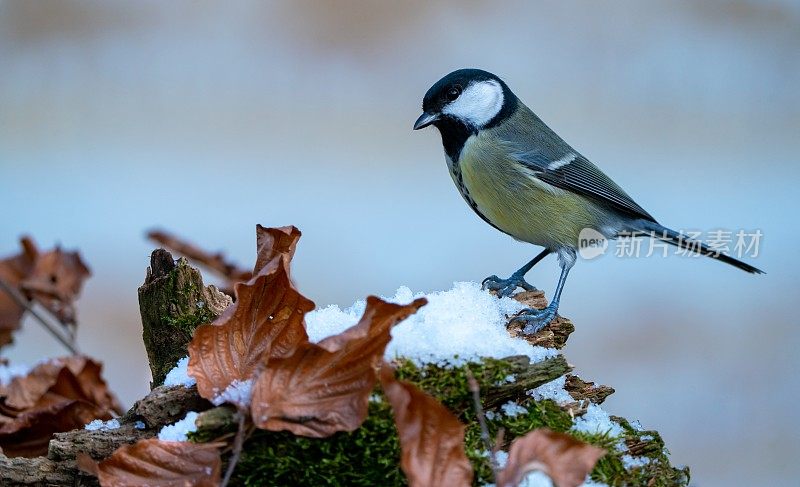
[48,424,152,462]
[0,455,96,486]
[565,374,615,404]
[483,355,571,409]
[138,250,231,388]
[124,384,211,428]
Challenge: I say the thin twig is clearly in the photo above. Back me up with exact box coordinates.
[220,408,250,487]
[466,368,500,481]
[0,276,79,355]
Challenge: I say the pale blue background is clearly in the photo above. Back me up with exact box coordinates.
[1,1,798,485]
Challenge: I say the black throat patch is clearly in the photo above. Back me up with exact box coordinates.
[434,116,476,163]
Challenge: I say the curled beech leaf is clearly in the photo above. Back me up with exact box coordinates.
[253,225,301,274]
[96,439,222,487]
[251,297,426,437]
[379,363,473,487]
[496,428,606,487]
[188,226,313,406]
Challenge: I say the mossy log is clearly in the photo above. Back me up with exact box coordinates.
[138,249,231,388]
[0,259,690,486]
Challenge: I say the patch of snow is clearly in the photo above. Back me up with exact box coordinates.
[0,362,30,386]
[306,282,557,366]
[500,401,528,417]
[504,374,516,383]
[571,404,624,438]
[621,454,651,469]
[629,419,643,431]
[517,471,555,487]
[211,378,253,406]
[84,418,120,431]
[134,420,146,429]
[163,356,196,388]
[158,411,199,442]
[494,450,509,468]
[485,410,497,421]
[640,434,654,441]
[528,375,573,404]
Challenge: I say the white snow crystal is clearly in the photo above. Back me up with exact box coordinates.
[212,378,253,406]
[571,404,624,438]
[305,282,557,366]
[84,418,120,431]
[0,362,30,386]
[163,356,196,388]
[621,454,651,469]
[158,411,199,442]
[500,401,528,417]
[134,420,146,430]
[528,375,574,404]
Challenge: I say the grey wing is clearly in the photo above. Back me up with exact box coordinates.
[512,147,656,222]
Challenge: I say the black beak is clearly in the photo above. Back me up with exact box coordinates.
[413,112,439,130]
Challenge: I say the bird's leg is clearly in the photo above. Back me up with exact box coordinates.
[482,249,551,297]
[510,249,575,334]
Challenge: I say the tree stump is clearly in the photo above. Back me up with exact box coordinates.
[138,250,231,388]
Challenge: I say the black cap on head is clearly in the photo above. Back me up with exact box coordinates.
[419,68,517,130]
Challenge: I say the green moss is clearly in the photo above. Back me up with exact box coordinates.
[231,401,403,486]
[393,356,515,415]
[220,358,689,487]
[163,302,216,335]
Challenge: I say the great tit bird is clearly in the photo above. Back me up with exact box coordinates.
[414,68,763,333]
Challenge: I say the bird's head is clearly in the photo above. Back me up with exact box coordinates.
[413,69,517,132]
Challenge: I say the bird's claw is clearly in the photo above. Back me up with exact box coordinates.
[509,307,557,334]
[481,274,537,298]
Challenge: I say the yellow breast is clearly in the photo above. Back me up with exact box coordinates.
[456,133,601,249]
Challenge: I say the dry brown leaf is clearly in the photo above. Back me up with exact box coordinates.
[251,297,426,437]
[76,451,100,476]
[188,226,313,405]
[253,225,301,274]
[147,229,252,286]
[495,428,606,487]
[0,397,102,457]
[0,236,90,348]
[379,363,473,487]
[96,439,222,487]
[20,245,90,324]
[0,237,39,347]
[0,356,121,457]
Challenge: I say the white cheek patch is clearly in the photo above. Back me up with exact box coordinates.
[442,80,504,128]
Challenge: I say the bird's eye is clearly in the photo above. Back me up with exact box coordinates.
[446,85,462,101]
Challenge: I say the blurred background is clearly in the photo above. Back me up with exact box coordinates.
[1,1,798,485]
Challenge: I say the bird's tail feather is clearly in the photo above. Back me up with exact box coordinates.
[629,220,765,274]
